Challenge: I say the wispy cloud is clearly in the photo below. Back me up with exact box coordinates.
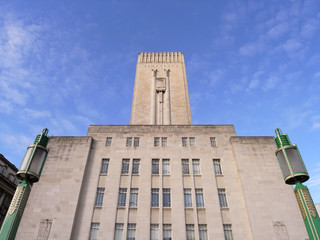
[239,41,265,57]
[266,22,289,40]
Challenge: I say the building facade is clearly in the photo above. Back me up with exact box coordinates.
[17,52,308,239]
[0,154,19,227]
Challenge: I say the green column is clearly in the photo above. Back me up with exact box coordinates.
[0,180,32,240]
[294,182,320,240]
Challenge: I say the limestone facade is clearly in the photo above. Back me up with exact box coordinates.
[131,52,192,125]
[16,52,308,239]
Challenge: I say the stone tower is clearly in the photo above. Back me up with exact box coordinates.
[130,52,192,125]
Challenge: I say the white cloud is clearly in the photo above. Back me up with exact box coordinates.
[314,72,320,78]
[23,109,52,119]
[0,81,29,105]
[0,133,34,155]
[239,40,265,57]
[282,39,303,54]
[207,69,224,87]
[247,78,260,90]
[266,23,289,39]
[0,100,13,113]
[301,18,320,39]
[263,76,279,91]
[312,122,320,130]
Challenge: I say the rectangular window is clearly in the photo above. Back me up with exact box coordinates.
[223,224,233,240]
[163,224,172,240]
[106,137,112,146]
[100,159,109,175]
[195,189,204,208]
[121,159,130,174]
[218,188,228,208]
[89,223,99,240]
[152,159,159,174]
[213,159,222,175]
[189,137,195,146]
[115,223,124,240]
[184,189,192,207]
[182,137,188,146]
[126,137,132,146]
[162,137,167,146]
[95,188,105,207]
[132,159,140,175]
[133,137,140,146]
[150,224,159,240]
[118,188,127,207]
[192,159,201,175]
[162,159,170,175]
[210,137,217,147]
[154,137,160,146]
[182,159,190,174]
[129,188,138,207]
[151,188,159,207]
[127,223,136,240]
[199,224,208,240]
[186,224,195,240]
[163,188,171,207]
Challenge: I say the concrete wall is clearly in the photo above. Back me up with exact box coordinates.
[16,125,308,239]
[230,136,308,240]
[16,136,92,240]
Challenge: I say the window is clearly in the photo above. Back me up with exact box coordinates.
[199,224,208,240]
[122,159,130,174]
[154,137,167,147]
[218,188,228,208]
[192,159,201,175]
[189,137,195,146]
[132,159,140,175]
[95,188,105,207]
[127,223,136,240]
[213,159,222,175]
[126,137,132,146]
[152,159,159,174]
[118,188,127,207]
[210,137,217,147]
[184,189,192,207]
[1,166,6,175]
[223,224,233,240]
[133,137,139,146]
[130,188,138,207]
[150,224,159,240]
[162,159,170,175]
[163,224,172,240]
[115,223,124,240]
[195,189,204,207]
[182,137,195,146]
[186,224,195,240]
[182,137,188,146]
[100,159,109,175]
[154,137,160,146]
[89,223,99,240]
[163,188,171,207]
[182,159,190,174]
[162,137,167,146]
[106,137,112,146]
[151,189,159,207]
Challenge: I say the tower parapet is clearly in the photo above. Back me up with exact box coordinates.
[138,52,184,63]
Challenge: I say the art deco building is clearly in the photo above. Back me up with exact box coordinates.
[17,52,308,239]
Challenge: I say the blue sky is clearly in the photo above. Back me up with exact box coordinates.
[1,1,320,202]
